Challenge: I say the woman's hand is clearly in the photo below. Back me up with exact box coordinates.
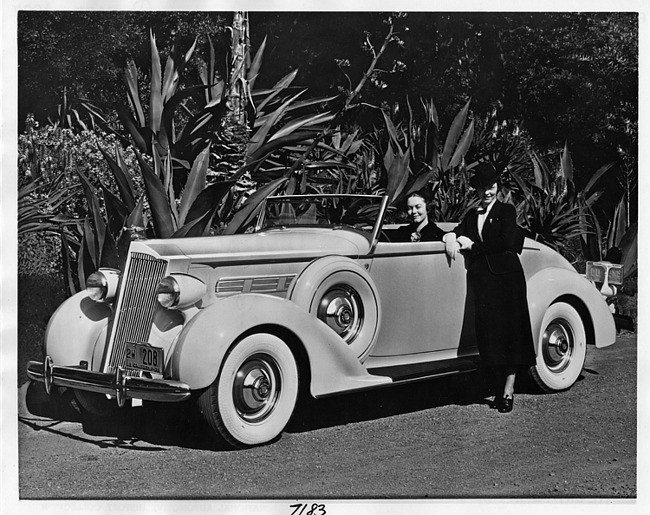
[444,233,460,259]
[457,235,474,250]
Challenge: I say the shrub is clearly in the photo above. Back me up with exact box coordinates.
[18,114,143,218]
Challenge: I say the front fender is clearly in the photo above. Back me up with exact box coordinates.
[169,294,391,395]
[44,291,112,370]
[527,268,616,348]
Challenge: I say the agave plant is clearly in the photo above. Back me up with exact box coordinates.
[368,97,476,223]
[18,174,79,235]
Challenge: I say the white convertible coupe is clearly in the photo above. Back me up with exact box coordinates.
[28,194,617,447]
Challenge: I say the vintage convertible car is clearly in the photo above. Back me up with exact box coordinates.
[28,194,617,448]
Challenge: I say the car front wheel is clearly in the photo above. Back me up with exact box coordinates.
[197,333,299,448]
[529,301,587,392]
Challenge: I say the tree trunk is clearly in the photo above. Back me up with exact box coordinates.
[228,11,250,124]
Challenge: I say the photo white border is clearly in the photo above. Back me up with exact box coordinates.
[2,1,647,514]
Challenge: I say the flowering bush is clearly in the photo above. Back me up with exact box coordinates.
[18,114,143,218]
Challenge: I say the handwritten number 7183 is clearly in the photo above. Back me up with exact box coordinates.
[289,503,326,515]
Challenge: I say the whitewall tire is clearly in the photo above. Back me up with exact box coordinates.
[530,302,587,392]
[289,257,380,362]
[198,333,299,448]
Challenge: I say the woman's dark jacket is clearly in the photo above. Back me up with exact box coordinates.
[453,200,536,367]
[387,221,445,242]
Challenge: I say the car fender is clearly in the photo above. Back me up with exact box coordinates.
[44,291,112,369]
[169,293,391,395]
[527,267,616,348]
[288,255,380,361]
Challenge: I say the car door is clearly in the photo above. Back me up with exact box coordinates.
[367,239,476,360]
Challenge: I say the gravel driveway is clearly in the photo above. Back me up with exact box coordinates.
[14,332,637,507]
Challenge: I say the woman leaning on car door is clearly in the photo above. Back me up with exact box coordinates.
[443,163,536,413]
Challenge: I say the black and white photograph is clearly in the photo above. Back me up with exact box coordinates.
[1,1,645,514]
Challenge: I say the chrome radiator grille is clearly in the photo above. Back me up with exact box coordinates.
[107,252,168,372]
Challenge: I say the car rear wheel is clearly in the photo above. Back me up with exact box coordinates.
[197,333,299,448]
[529,302,587,392]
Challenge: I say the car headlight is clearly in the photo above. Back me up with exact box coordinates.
[156,274,206,309]
[86,268,121,302]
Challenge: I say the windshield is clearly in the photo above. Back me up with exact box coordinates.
[257,195,387,235]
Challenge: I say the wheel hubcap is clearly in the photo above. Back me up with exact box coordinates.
[317,285,364,344]
[232,355,280,422]
[542,319,574,372]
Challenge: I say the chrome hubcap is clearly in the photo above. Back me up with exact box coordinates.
[542,319,574,372]
[317,285,364,344]
[232,355,280,422]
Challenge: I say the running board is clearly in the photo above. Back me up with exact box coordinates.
[367,356,482,383]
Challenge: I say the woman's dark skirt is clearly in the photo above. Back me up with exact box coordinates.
[468,259,537,368]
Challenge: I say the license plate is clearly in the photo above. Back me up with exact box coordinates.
[125,343,164,374]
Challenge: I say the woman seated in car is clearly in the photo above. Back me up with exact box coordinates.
[387,191,445,242]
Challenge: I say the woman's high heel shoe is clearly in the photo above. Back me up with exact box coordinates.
[498,395,514,413]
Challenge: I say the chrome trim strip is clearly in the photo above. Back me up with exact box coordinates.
[28,359,191,403]
[216,274,296,296]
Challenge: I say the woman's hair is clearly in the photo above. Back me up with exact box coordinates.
[406,190,429,204]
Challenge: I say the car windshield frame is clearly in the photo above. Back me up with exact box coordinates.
[256,194,390,246]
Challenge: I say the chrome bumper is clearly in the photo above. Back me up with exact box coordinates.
[27,356,191,406]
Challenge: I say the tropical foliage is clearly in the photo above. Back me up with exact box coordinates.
[17,12,637,294]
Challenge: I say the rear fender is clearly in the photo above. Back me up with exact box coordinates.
[44,292,112,370]
[169,294,390,395]
[527,268,616,349]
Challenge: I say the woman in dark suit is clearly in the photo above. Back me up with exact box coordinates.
[444,164,536,413]
[388,191,445,242]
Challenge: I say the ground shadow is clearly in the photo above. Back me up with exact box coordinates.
[287,370,498,433]
[22,368,562,452]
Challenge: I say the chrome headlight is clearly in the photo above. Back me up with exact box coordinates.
[86,268,121,302]
[156,274,206,309]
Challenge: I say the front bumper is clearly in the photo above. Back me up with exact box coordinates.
[27,356,191,406]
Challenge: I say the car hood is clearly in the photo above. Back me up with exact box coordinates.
[130,227,371,263]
